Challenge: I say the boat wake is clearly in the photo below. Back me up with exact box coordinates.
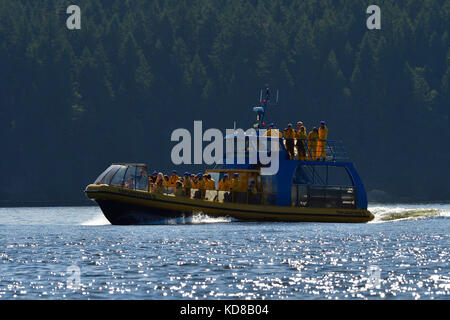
[81,212,232,226]
[164,212,233,225]
[81,214,111,226]
[80,205,450,225]
[369,204,450,223]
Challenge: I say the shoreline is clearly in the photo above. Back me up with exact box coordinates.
[0,200,448,209]
[0,200,95,208]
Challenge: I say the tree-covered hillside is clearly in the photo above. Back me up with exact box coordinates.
[0,0,449,204]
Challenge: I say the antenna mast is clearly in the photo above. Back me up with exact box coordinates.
[252,84,279,129]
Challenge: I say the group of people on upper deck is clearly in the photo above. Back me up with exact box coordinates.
[264,121,328,161]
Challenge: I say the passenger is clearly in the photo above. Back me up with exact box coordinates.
[197,174,206,199]
[297,121,306,134]
[136,169,147,190]
[182,172,192,197]
[202,174,209,187]
[196,174,205,189]
[124,177,133,189]
[153,175,164,194]
[284,123,296,160]
[205,174,215,190]
[150,170,158,183]
[168,170,180,187]
[296,125,307,161]
[247,179,259,204]
[308,127,319,160]
[231,173,241,191]
[218,174,231,191]
[318,121,328,161]
[192,174,199,189]
[174,181,184,197]
[264,123,282,138]
[231,173,245,203]
[248,179,257,194]
[163,175,170,187]
[148,170,158,191]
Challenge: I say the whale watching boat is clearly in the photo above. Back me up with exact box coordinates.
[85,87,374,224]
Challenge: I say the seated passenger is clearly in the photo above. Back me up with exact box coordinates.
[231,173,241,191]
[136,169,147,190]
[168,170,180,187]
[218,174,231,191]
[205,174,215,190]
[163,175,170,188]
[192,175,199,189]
[231,173,245,203]
[197,174,206,190]
[174,181,184,197]
[153,177,164,194]
[247,179,260,204]
[150,170,158,183]
[182,172,192,195]
[198,174,206,199]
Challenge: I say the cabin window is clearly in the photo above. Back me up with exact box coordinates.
[103,166,121,184]
[123,166,137,189]
[94,167,110,184]
[292,165,356,208]
[94,165,121,185]
[110,166,127,186]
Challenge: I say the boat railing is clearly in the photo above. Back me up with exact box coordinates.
[281,138,349,161]
[147,184,277,206]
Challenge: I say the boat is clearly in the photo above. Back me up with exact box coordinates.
[85,87,374,224]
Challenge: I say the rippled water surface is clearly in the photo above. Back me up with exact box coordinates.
[0,204,449,299]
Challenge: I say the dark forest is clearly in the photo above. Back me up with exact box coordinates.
[0,0,448,204]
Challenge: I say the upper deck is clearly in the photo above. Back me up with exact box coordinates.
[223,131,350,164]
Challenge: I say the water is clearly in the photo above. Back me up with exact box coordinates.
[0,204,449,300]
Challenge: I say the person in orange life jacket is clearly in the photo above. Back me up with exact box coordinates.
[295,125,307,160]
[307,127,319,160]
[174,181,184,197]
[318,121,328,161]
[168,170,180,187]
[205,174,215,190]
[182,172,192,197]
[154,173,164,194]
[264,123,282,138]
[284,123,296,160]
[197,173,206,199]
[218,174,231,191]
[148,170,158,189]
[163,175,170,187]
[191,174,199,189]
